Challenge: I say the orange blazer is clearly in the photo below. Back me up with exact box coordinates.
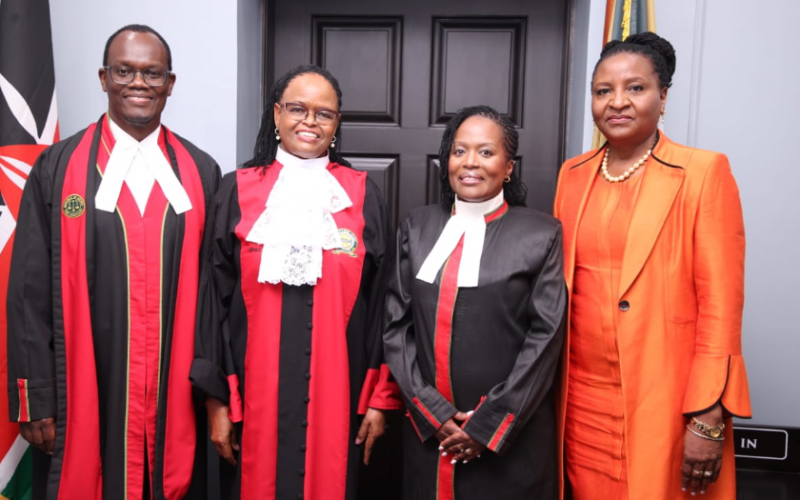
[553,133,751,500]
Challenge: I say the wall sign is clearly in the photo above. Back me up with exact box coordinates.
[734,425,799,473]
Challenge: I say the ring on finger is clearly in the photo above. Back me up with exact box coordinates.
[703,471,713,477]
[693,469,703,476]
[464,448,472,455]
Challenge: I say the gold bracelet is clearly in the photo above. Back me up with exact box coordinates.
[690,417,725,439]
[686,424,724,442]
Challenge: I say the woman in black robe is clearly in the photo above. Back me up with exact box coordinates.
[384,105,567,500]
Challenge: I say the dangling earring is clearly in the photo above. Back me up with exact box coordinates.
[504,176,511,183]
[275,127,280,141]
[660,111,665,128]
[330,135,337,149]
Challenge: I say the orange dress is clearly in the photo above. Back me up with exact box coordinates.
[565,171,643,500]
[554,135,751,500]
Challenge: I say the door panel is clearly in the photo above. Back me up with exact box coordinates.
[270,0,569,228]
[431,18,527,126]
[312,17,402,125]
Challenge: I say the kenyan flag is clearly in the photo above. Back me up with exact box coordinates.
[0,0,59,498]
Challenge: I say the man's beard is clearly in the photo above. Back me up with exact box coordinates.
[122,114,155,126]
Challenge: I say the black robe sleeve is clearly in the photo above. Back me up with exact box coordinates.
[461,224,567,454]
[357,179,403,413]
[190,173,238,406]
[384,218,458,440]
[6,147,59,422]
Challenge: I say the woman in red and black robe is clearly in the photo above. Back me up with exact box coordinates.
[384,106,567,500]
[190,65,402,500]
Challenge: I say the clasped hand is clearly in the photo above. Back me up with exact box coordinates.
[436,412,486,464]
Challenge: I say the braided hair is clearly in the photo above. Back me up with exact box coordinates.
[438,105,527,209]
[103,24,172,71]
[243,65,352,170]
[592,31,676,89]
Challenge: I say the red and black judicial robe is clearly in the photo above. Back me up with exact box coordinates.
[384,203,567,500]
[6,116,220,500]
[190,161,403,500]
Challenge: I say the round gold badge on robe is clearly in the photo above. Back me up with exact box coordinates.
[332,229,358,258]
[62,194,86,218]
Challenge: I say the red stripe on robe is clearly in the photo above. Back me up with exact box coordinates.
[235,165,284,500]
[432,238,463,500]
[235,162,368,500]
[433,239,463,405]
[487,414,515,452]
[431,201,509,500]
[16,379,29,422]
[160,129,205,500]
[59,122,104,499]
[306,164,366,499]
[227,374,244,423]
[411,397,441,429]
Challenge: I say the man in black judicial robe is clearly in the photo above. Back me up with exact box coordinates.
[6,25,219,500]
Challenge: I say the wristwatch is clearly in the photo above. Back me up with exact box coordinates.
[691,417,725,439]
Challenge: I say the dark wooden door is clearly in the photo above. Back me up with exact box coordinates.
[268,0,570,227]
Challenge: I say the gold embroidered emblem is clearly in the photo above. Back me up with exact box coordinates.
[332,229,358,258]
[62,194,86,218]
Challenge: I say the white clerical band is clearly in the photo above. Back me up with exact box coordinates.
[245,146,352,286]
[416,191,504,288]
[95,119,192,214]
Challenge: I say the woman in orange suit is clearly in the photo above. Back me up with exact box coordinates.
[553,32,751,499]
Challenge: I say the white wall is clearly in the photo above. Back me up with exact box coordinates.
[236,0,263,167]
[48,0,242,171]
[571,0,800,428]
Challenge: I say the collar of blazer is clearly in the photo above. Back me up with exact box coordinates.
[559,131,687,299]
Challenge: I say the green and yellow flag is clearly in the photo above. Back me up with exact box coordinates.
[592,0,658,149]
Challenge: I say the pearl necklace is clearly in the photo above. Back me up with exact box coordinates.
[600,147,651,183]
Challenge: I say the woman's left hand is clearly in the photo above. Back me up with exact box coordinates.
[681,405,724,495]
[440,429,487,464]
[355,408,386,465]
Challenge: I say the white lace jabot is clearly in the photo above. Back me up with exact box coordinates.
[245,146,352,286]
[416,191,505,288]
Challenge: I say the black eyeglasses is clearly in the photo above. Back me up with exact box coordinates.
[104,65,171,87]
[280,102,341,124]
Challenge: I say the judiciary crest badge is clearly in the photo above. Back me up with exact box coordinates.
[332,228,358,258]
[63,194,85,218]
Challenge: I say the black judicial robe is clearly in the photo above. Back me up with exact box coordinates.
[190,161,403,500]
[6,116,220,500]
[384,202,567,500]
